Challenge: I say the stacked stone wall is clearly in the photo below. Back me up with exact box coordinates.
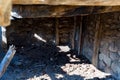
[83,12,120,79]
[6,17,74,49]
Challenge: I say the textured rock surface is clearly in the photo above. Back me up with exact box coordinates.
[7,17,74,49]
[83,12,120,79]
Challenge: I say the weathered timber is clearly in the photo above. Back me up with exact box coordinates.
[0,45,16,78]
[12,0,120,6]
[12,6,120,18]
[78,16,83,55]
[0,0,12,26]
[92,16,102,67]
[55,18,59,45]
[74,16,83,55]
[71,17,76,50]
[74,16,77,51]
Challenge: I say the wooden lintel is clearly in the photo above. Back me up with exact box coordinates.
[92,16,102,67]
[0,0,12,26]
[12,6,120,18]
[12,0,120,6]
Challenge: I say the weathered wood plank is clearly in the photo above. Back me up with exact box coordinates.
[0,0,12,26]
[71,17,76,50]
[12,0,120,6]
[12,6,120,18]
[72,16,79,53]
[55,18,59,45]
[74,16,82,55]
[0,45,16,78]
[92,16,102,67]
[78,16,83,55]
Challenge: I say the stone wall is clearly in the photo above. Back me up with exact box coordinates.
[7,18,55,47]
[58,17,74,46]
[83,12,120,79]
[6,17,74,50]
[99,12,120,79]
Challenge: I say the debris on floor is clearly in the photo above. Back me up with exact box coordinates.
[1,50,114,80]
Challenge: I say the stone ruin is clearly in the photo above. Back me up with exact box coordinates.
[2,11,119,79]
[0,2,120,79]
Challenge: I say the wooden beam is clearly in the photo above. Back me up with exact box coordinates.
[74,16,77,51]
[78,16,83,55]
[74,16,83,55]
[55,18,59,45]
[0,0,12,26]
[71,17,76,50]
[12,0,120,6]
[12,6,120,18]
[92,16,102,67]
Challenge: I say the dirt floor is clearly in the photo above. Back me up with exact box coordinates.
[0,45,115,80]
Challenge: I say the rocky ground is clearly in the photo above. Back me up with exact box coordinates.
[0,45,115,80]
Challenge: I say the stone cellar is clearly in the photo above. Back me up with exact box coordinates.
[3,11,120,79]
[0,0,120,80]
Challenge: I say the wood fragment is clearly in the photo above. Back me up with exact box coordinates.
[0,45,16,78]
